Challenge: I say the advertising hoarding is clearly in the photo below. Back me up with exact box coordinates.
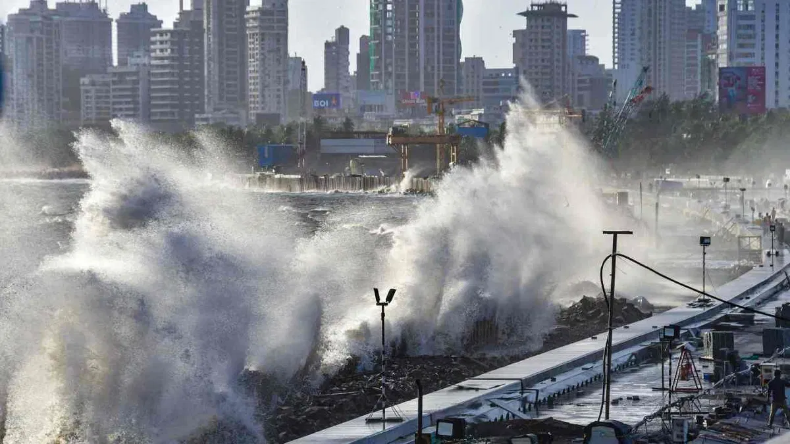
[400,91,427,106]
[718,67,765,114]
[313,93,341,109]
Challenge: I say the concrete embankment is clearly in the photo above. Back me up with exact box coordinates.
[237,173,437,194]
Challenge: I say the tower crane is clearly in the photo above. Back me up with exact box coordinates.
[426,80,476,172]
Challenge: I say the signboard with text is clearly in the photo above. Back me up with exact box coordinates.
[400,91,427,106]
[719,66,765,115]
[313,93,341,109]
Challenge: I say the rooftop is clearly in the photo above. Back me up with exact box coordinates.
[518,1,577,19]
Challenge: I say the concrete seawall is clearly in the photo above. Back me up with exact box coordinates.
[236,173,436,194]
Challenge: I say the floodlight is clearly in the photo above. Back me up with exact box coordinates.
[661,325,680,341]
[374,288,381,304]
[723,177,730,183]
[385,289,396,304]
[771,225,776,232]
[436,418,466,439]
[700,236,711,247]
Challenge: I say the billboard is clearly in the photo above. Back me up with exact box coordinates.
[313,93,341,109]
[400,91,427,106]
[719,67,765,114]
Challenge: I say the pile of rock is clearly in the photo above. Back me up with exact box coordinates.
[266,296,653,443]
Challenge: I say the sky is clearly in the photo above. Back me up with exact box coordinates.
[1,0,700,92]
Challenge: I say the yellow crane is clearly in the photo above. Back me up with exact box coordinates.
[426,80,476,173]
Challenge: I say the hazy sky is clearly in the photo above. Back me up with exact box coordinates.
[1,0,700,91]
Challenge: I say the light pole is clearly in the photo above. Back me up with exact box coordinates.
[771,224,776,268]
[723,177,730,211]
[602,230,633,420]
[366,288,404,424]
[700,236,711,302]
[740,188,747,220]
[696,174,701,202]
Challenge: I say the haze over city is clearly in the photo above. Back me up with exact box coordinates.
[3,0,790,443]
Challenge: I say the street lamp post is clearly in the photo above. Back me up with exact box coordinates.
[723,177,730,211]
[602,230,633,420]
[740,188,747,220]
[366,288,404,424]
[700,237,711,302]
[771,224,776,268]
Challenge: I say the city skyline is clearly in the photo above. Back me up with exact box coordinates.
[1,0,700,92]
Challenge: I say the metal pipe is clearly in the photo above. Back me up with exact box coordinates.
[416,379,423,441]
[602,230,632,420]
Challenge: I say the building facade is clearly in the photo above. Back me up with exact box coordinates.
[356,35,371,92]
[572,55,609,110]
[717,0,790,109]
[613,0,687,102]
[324,26,352,105]
[149,9,204,130]
[204,0,248,116]
[80,73,111,125]
[109,53,150,121]
[513,2,576,103]
[117,3,162,67]
[482,67,519,110]
[246,0,288,123]
[462,56,486,108]
[6,0,63,128]
[369,0,463,97]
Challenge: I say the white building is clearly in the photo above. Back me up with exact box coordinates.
[246,0,288,124]
[513,2,576,103]
[369,0,463,96]
[717,0,790,109]
[462,57,486,108]
[80,73,111,125]
[204,0,248,116]
[324,26,351,105]
[612,0,686,102]
[149,9,204,131]
[117,3,162,67]
[109,53,150,122]
[6,0,63,129]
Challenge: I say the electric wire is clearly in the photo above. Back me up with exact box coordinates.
[596,251,790,422]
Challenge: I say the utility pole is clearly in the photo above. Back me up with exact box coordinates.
[771,224,776,268]
[740,188,746,220]
[602,230,633,420]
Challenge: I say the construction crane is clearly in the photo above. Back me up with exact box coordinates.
[426,80,475,173]
[597,66,653,158]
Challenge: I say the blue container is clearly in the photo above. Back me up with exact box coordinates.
[258,145,296,168]
[457,126,489,138]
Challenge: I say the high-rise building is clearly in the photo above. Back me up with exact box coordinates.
[324,26,351,99]
[149,8,204,130]
[55,1,112,72]
[117,3,162,67]
[6,1,63,128]
[613,0,687,102]
[80,73,111,125]
[567,29,588,106]
[246,0,288,124]
[572,55,610,110]
[482,67,519,109]
[54,1,112,127]
[513,2,576,103]
[370,0,463,97]
[356,35,371,92]
[110,53,150,121]
[717,0,790,109]
[0,24,6,57]
[204,0,248,116]
[462,57,486,108]
[567,29,588,59]
[286,57,307,122]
